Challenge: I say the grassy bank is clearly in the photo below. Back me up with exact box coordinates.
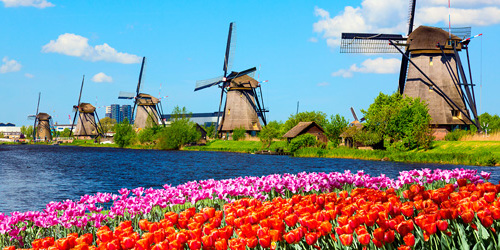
[184,140,288,153]
[185,140,500,166]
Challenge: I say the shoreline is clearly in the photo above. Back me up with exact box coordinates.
[3,140,499,167]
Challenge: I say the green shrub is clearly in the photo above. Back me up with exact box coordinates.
[114,119,136,148]
[157,106,200,150]
[444,129,469,141]
[289,133,317,152]
[259,121,282,148]
[232,127,246,141]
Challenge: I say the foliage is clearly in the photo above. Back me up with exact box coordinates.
[20,125,34,139]
[282,111,328,136]
[113,119,136,148]
[362,92,433,151]
[479,112,500,134]
[204,124,215,139]
[444,129,471,141]
[99,117,117,134]
[157,106,200,150]
[231,127,246,141]
[258,121,283,148]
[137,115,162,144]
[0,132,4,138]
[353,129,383,146]
[324,114,349,146]
[289,133,317,152]
[59,128,71,138]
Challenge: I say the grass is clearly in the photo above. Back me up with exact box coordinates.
[184,139,500,166]
[184,140,288,153]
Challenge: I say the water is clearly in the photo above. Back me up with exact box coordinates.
[0,144,497,214]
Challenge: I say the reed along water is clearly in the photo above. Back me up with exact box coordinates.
[0,144,496,214]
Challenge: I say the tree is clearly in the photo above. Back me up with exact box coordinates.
[204,124,215,139]
[282,111,328,136]
[138,114,163,144]
[324,114,349,146]
[258,121,282,148]
[60,128,71,137]
[362,92,433,151]
[20,125,34,139]
[157,106,200,150]
[114,119,136,148]
[99,117,117,134]
[479,113,500,134]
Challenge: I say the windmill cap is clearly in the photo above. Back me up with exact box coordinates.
[137,93,160,105]
[230,74,259,88]
[79,103,96,113]
[36,113,51,120]
[408,26,461,51]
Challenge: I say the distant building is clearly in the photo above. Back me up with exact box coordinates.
[283,121,328,144]
[0,126,21,139]
[0,123,15,127]
[120,105,132,123]
[105,106,112,118]
[110,104,121,122]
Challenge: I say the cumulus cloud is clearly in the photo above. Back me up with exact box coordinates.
[42,33,141,64]
[314,0,500,48]
[0,57,22,73]
[91,72,113,83]
[1,0,54,8]
[332,58,401,78]
[25,73,34,78]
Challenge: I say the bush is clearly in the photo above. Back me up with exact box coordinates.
[324,114,349,146]
[232,127,246,141]
[114,119,136,148]
[289,133,317,152]
[258,121,282,148]
[157,106,200,150]
[444,129,470,141]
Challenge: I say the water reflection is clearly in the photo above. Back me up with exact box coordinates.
[0,144,495,214]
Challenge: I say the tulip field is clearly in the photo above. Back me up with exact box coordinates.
[1,168,499,249]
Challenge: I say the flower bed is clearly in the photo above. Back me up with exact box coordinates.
[0,168,493,249]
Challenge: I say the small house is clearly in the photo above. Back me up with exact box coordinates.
[283,121,328,143]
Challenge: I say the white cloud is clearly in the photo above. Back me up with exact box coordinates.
[42,33,141,64]
[91,72,113,83]
[314,1,500,48]
[0,57,22,73]
[309,37,318,43]
[25,73,34,78]
[1,0,54,8]
[332,58,401,78]
[317,82,330,87]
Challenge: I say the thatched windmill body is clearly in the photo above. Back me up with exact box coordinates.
[195,22,268,137]
[340,0,480,133]
[70,76,104,139]
[28,92,54,141]
[119,57,164,129]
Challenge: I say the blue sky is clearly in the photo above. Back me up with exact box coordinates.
[1,0,498,126]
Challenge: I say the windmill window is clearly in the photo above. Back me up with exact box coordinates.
[228,109,230,115]
[451,110,461,118]
[429,57,433,66]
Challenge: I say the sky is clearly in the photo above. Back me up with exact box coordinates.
[0,0,499,126]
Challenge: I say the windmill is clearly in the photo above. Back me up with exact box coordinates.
[118,57,165,129]
[340,0,481,134]
[194,22,268,138]
[350,107,365,125]
[28,92,54,141]
[70,75,104,139]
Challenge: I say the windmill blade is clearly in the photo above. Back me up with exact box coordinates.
[118,91,136,99]
[407,0,416,35]
[194,76,224,91]
[27,115,36,120]
[136,57,146,96]
[350,107,359,122]
[226,67,257,81]
[77,75,85,106]
[340,33,406,53]
[35,92,41,116]
[33,92,41,139]
[223,22,237,77]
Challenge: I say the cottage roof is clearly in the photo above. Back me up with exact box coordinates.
[283,121,324,138]
[408,26,461,51]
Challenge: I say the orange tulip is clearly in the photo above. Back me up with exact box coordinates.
[403,233,415,246]
[305,233,318,245]
[357,233,371,246]
[339,234,353,246]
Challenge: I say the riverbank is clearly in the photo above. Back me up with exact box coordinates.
[185,140,500,166]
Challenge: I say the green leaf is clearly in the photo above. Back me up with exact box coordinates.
[458,224,471,250]
[440,233,451,249]
[478,222,490,241]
